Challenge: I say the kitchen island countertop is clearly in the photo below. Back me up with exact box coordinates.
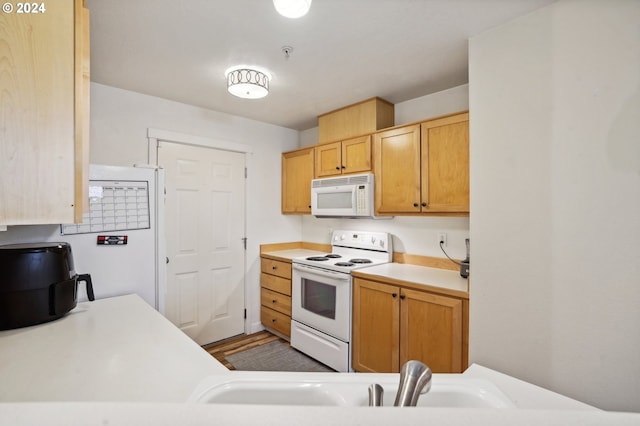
[2,295,640,424]
[0,294,227,402]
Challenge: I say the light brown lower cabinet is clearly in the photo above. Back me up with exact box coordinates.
[352,277,468,373]
[260,256,292,338]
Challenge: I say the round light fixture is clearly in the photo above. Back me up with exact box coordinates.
[224,66,271,99]
[273,0,312,18]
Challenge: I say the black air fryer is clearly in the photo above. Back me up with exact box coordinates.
[0,242,94,330]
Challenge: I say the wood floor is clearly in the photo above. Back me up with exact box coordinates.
[202,330,289,370]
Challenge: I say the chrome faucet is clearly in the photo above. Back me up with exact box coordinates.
[393,360,432,407]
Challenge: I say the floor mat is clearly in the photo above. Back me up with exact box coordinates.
[225,340,335,372]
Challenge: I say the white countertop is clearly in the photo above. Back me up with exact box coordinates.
[2,294,639,424]
[353,262,469,296]
[261,248,327,260]
[1,403,639,426]
[0,294,227,402]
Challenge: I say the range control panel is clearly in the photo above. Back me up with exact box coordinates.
[331,230,391,252]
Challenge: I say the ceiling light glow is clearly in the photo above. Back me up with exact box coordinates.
[273,0,312,18]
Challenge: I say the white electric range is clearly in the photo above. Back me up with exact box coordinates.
[290,230,392,372]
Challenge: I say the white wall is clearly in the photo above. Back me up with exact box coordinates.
[469,0,640,412]
[301,85,471,260]
[0,83,304,335]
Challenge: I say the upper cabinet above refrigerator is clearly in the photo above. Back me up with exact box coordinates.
[0,0,91,226]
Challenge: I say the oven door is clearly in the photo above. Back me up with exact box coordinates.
[291,263,352,342]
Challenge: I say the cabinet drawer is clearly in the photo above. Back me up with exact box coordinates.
[261,288,292,316]
[260,273,291,296]
[261,258,292,279]
[261,306,291,337]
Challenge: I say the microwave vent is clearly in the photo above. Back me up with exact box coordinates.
[312,173,373,188]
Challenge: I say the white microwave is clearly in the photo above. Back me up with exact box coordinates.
[311,173,376,218]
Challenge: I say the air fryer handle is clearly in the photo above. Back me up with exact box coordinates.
[77,273,95,301]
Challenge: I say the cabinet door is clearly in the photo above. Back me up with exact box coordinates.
[352,278,400,373]
[74,0,91,220]
[0,0,79,225]
[373,125,421,214]
[420,113,469,213]
[314,142,342,178]
[282,147,314,213]
[400,288,463,373]
[341,135,371,175]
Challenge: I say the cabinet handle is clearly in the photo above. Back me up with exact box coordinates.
[335,166,341,170]
[272,299,277,303]
[272,265,277,270]
[341,165,346,169]
[421,202,427,207]
[400,294,406,300]
[413,203,419,207]
[392,293,397,298]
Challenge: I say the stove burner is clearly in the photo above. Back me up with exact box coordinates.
[325,254,342,258]
[306,256,329,261]
[349,258,373,264]
[335,262,355,267]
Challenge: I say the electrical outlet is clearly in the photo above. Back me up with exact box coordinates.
[437,232,447,247]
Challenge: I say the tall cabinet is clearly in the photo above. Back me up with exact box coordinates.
[0,0,90,225]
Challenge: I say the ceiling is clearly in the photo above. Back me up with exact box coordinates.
[86,0,555,131]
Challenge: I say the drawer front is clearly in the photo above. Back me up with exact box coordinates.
[260,258,291,280]
[261,306,291,337]
[260,272,291,296]
[261,288,292,316]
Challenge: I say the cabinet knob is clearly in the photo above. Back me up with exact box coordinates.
[341,165,346,169]
[335,166,341,170]
[272,318,276,323]
[421,202,427,207]
[272,265,277,270]
[400,294,406,300]
[413,203,419,207]
[272,299,277,303]
[392,293,397,298]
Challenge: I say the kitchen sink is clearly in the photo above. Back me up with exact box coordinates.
[189,372,516,408]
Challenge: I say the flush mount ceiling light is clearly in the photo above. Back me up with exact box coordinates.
[273,0,312,18]
[224,66,271,99]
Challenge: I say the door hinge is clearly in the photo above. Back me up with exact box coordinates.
[244,308,247,319]
[241,237,247,250]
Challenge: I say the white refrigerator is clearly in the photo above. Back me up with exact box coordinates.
[61,164,165,311]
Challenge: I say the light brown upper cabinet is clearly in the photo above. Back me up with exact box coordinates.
[314,135,372,178]
[0,0,90,225]
[374,112,469,215]
[318,97,394,144]
[281,147,314,214]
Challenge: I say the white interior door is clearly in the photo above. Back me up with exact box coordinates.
[159,142,246,345]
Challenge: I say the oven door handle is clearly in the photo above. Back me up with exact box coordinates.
[292,263,351,281]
